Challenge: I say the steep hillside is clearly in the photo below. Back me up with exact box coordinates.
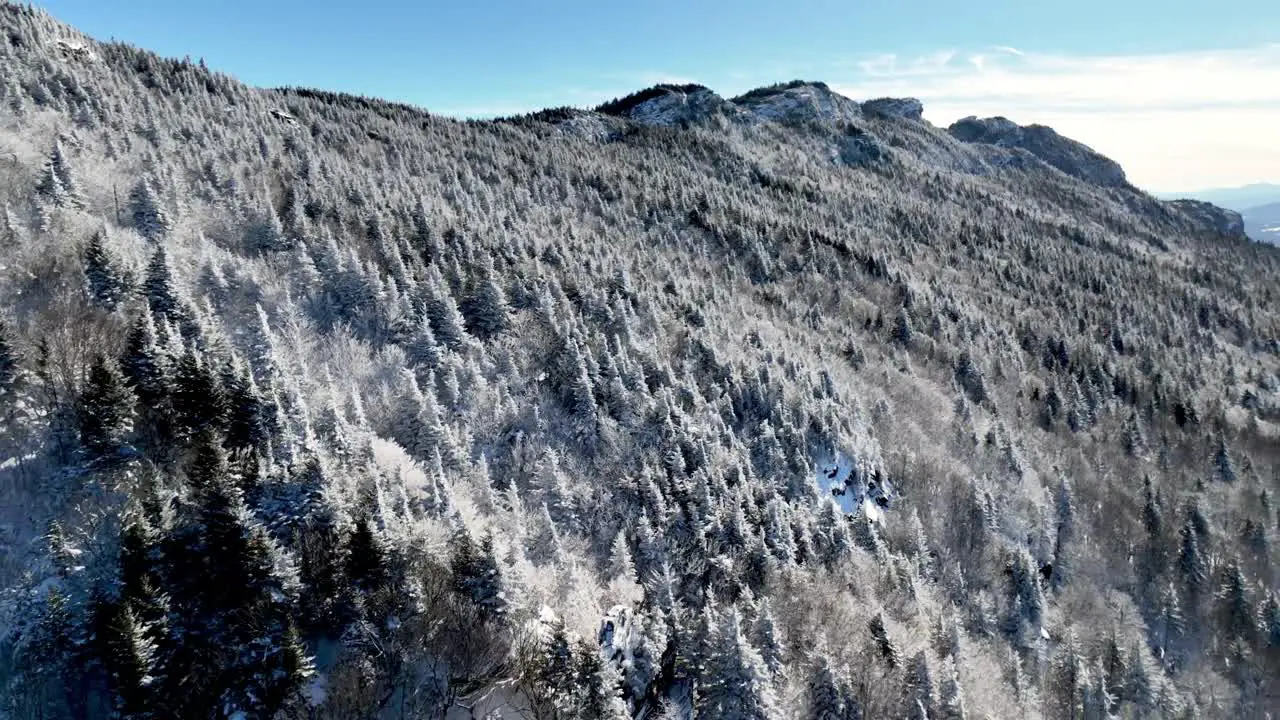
[1,4,1278,719]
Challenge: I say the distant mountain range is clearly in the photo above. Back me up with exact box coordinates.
[1155,182,1280,212]
[1241,201,1280,245]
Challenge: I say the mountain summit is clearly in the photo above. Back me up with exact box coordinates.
[1,4,1278,719]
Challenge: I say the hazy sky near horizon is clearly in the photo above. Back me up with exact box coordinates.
[36,0,1280,192]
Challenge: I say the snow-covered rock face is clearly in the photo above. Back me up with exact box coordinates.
[861,97,925,122]
[733,82,862,126]
[947,116,1128,188]
[836,129,889,167]
[548,110,626,142]
[1168,199,1247,239]
[624,87,736,127]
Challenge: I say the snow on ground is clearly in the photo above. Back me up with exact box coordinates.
[814,450,894,524]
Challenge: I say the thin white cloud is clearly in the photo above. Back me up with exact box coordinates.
[829,45,1280,191]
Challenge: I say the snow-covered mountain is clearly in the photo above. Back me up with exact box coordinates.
[1,4,1278,720]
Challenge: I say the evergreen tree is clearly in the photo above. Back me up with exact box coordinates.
[868,613,901,670]
[142,246,182,323]
[902,650,936,716]
[535,449,579,528]
[0,320,19,401]
[1213,431,1236,483]
[119,306,172,434]
[563,341,602,442]
[84,230,130,311]
[78,354,135,464]
[129,177,172,240]
[186,428,230,496]
[634,509,664,579]
[1050,631,1086,720]
[247,203,290,251]
[346,514,388,596]
[1260,592,1280,649]
[605,528,637,582]
[1125,642,1160,717]
[528,502,564,566]
[421,267,469,350]
[574,637,630,719]
[698,609,780,720]
[36,140,80,208]
[1052,475,1076,591]
[1153,581,1185,661]
[1215,559,1256,644]
[406,314,441,369]
[1123,413,1148,457]
[1178,519,1208,602]
[1140,476,1165,580]
[937,655,967,720]
[893,306,914,346]
[102,602,162,719]
[954,349,988,404]
[23,588,80,716]
[461,257,513,340]
[806,657,859,720]
[450,530,507,621]
[752,598,785,678]
[534,617,577,716]
[221,359,267,453]
[172,348,227,436]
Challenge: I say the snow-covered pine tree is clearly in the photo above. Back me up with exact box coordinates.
[805,657,856,720]
[171,347,228,437]
[697,609,780,720]
[450,529,507,621]
[868,612,901,670]
[574,637,630,719]
[751,597,785,678]
[1052,475,1076,591]
[100,602,162,718]
[902,650,936,717]
[129,176,172,241]
[36,140,81,209]
[605,527,637,583]
[1213,430,1236,483]
[142,246,183,325]
[0,319,19,401]
[421,265,470,351]
[83,230,130,311]
[461,256,512,340]
[78,354,135,466]
[937,655,967,720]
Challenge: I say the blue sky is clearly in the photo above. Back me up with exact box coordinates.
[36,0,1280,191]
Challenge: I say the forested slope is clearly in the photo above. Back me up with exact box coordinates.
[0,4,1278,718]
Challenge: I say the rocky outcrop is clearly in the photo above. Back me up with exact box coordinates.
[947,116,1128,188]
[836,127,890,167]
[595,84,738,127]
[732,81,862,126]
[861,97,925,122]
[1168,199,1247,240]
